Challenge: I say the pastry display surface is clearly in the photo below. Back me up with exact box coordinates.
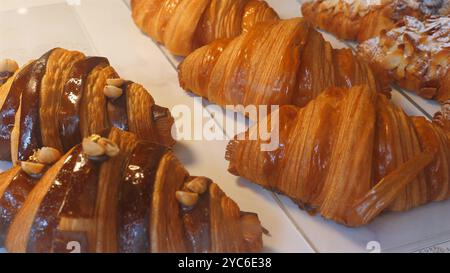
[0,128,263,253]
[131,0,279,56]
[0,1,315,253]
[1,0,449,253]
[179,18,388,109]
[301,0,450,42]
[226,85,450,227]
[357,16,450,102]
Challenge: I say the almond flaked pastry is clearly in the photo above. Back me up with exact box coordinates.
[176,191,199,207]
[358,15,450,101]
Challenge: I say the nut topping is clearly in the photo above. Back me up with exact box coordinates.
[82,135,120,158]
[21,161,45,177]
[106,78,125,87]
[82,136,106,157]
[176,191,199,207]
[36,147,62,164]
[97,138,120,157]
[0,59,19,73]
[186,177,208,194]
[104,85,123,99]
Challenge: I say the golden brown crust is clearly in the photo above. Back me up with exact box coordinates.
[357,16,450,102]
[209,183,249,252]
[151,152,189,253]
[301,0,450,42]
[80,65,116,138]
[179,18,388,110]
[131,0,279,56]
[40,49,85,152]
[226,85,449,226]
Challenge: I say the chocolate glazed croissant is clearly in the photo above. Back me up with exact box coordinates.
[0,128,263,253]
[131,0,279,56]
[226,85,449,227]
[301,0,450,42]
[179,18,389,109]
[0,48,174,163]
[357,16,450,102]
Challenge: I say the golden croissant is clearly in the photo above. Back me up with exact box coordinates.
[226,85,449,227]
[131,0,279,56]
[357,16,450,102]
[0,128,263,253]
[302,0,450,42]
[0,48,174,163]
[179,18,388,110]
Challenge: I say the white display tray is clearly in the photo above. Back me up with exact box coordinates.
[0,0,447,253]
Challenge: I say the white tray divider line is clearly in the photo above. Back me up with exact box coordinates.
[394,87,434,119]
[122,0,131,9]
[272,193,318,253]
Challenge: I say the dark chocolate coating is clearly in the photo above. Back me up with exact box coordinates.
[17,50,55,161]
[0,171,37,246]
[0,71,13,85]
[26,146,100,253]
[59,57,109,152]
[0,63,34,161]
[107,81,131,131]
[118,142,167,253]
[182,178,212,253]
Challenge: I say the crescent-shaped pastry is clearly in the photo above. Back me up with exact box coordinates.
[179,18,389,110]
[226,85,449,227]
[357,16,450,102]
[301,0,450,42]
[131,0,279,56]
[0,48,175,163]
[0,128,263,253]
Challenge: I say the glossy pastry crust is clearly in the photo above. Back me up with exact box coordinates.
[302,0,450,42]
[226,85,449,227]
[357,16,450,101]
[1,128,263,253]
[0,48,175,163]
[131,0,279,56]
[179,18,389,110]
